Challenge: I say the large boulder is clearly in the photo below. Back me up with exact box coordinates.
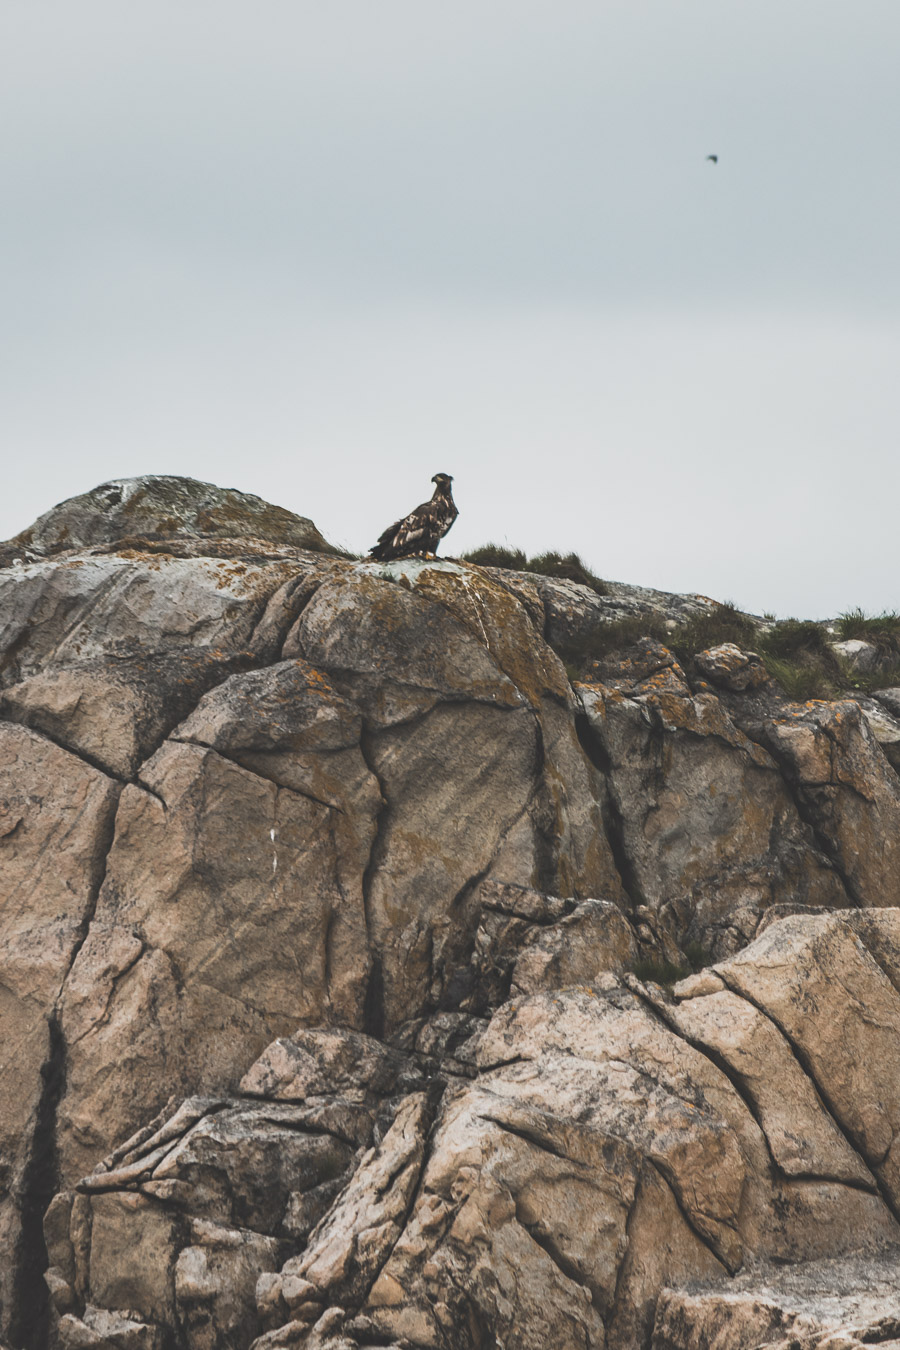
[4,476,336,559]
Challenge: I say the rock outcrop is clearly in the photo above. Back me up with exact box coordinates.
[1,478,899,1350]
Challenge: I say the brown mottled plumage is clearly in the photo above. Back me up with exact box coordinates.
[369,473,458,561]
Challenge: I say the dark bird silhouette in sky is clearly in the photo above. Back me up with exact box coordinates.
[706,154,718,164]
[369,473,458,561]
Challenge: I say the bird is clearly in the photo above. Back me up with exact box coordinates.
[369,473,458,561]
[706,154,718,164]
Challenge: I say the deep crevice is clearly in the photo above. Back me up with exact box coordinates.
[9,1018,65,1350]
[357,723,391,1040]
[516,1208,595,1299]
[363,953,386,1042]
[574,710,643,911]
[0,717,126,786]
[71,785,123,969]
[609,1170,645,1330]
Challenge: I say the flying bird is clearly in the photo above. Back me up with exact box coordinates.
[369,473,458,561]
[706,154,718,164]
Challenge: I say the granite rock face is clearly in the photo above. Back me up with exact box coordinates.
[46,911,900,1350]
[0,478,899,1349]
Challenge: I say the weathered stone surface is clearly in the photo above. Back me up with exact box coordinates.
[270,1091,434,1308]
[57,1305,165,1349]
[485,568,723,654]
[175,1221,282,1350]
[88,1192,183,1325]
[293,561,624,1028]
[7,476,336,558]
[239,1028,412,1104]
[715,911,900,1205]
[42,915,900,1350]
[652,1245,900,1350]
[0,647,256,779]
[747,698,900,908]
[5,478,900,1350]
[852,696,900,772]
[578,644,846,958]
[0,549,309,691]
[0,724,119,1343]
[830,638,879,673]
[57,708,377,1179]
[510,898,638,995]
[874,686,900,719]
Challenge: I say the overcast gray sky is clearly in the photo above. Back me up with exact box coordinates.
[2,1,898,616]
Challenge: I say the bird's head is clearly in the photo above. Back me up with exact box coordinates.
[432,473,453,491]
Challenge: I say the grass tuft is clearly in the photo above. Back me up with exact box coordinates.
[666,603,757,666]
[463,543,608,595]
[836,609,900,658]
[463,543,528,571]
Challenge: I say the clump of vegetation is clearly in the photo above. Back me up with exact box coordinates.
[843,662,900,695]
[761,657,831,701]
[666,602,757,666]
[836,608,900,659]
[463,543,528,571]
[556,614,669,675]
[463,542,608,595]
[554,603,760,685]
[630,940,711,991]
[631,956,689,987]
[752,619,842,701]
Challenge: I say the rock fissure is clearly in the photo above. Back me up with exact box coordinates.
[514,1206,600,1305]
[647,1159,740,1275]
[9,1017,65,1350]
[478,1112,592,1171]
[573,711,644,911]
[733,721,862,908]
[168,738,346,815]
[715,971,900,1220]
[0,716,125,789]
[627,981,788,1169]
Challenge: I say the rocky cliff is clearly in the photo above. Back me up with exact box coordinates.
[2,477,900,1350]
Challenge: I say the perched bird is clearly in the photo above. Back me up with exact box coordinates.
[706,154,718,164]
[369,473,458,561]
